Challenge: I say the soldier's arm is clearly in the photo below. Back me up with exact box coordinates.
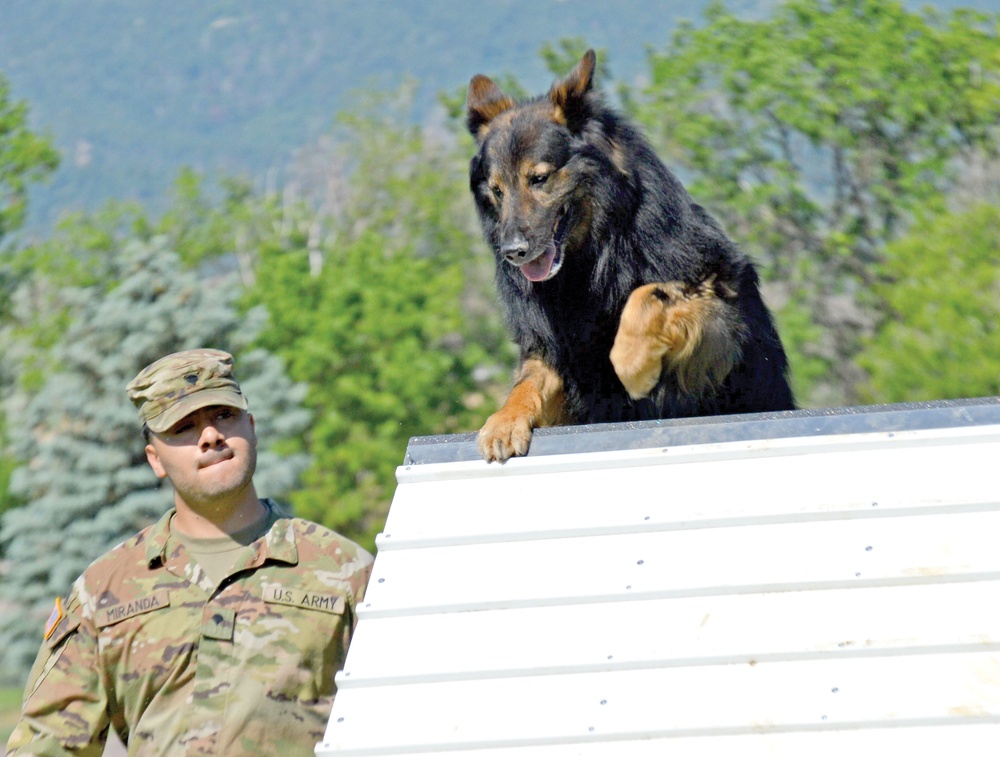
[5,596,109,757]
[332,541,375,675]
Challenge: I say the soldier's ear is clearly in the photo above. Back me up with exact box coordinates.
[145,444,167,479]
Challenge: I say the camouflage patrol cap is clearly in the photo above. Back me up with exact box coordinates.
[127,349,249,433]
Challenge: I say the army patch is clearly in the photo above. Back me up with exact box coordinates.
[263,583,345,615]
[95,590,170,628]
[43,597,65,640]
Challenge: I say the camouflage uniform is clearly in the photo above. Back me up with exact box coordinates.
[7,348,375,755]
[5,501,373,757]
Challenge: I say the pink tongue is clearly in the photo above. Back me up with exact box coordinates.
[520,246,556,282]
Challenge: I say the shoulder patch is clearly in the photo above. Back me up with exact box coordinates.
[43,597,65,640]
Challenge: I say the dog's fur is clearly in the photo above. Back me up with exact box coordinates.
[467,50,794,462]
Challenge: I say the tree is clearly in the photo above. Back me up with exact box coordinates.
[0,72,60,519]
[631,0,1000,405]
[244,90,510,548]
[0,233,309,677]
[0,71,59,248]
[0,201,160,522]
[857,204,1000,403]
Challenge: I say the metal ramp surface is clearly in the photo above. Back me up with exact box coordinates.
[316,398,1000,756]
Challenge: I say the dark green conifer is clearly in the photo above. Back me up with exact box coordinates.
[0,236,308,675]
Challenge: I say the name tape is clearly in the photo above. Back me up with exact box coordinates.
[263,584,345,615]
[96,591,171,628]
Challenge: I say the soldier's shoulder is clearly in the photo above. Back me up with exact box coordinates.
[291,517,372,560]
[79,520,161,586]
[290,516,367,554]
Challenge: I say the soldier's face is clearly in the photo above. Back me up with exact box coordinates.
[145,405,258,510]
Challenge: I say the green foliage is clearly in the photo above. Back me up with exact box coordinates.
[156,168,269,269]
[0,72,59,246]
[539,39,613,85]
[858,204,1000,403]
[0,203,150,529]
[244,92,508,549]
[0,201,156,402]
[0,70,60,400]
[0,685,19,744]
[768,287,832,406]
[642,0,1000,253]
[631,0,1000,405]
[0,415,20,522]
[254,231,487,545]
[0,231,309,676]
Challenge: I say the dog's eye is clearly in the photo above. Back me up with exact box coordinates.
[490,185,503,201]
[529,174,549,187]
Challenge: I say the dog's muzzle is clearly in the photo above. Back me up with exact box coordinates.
[501,237,531,264]
[503,207,572,283]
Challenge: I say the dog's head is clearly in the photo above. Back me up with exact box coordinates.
[466,50,600,284]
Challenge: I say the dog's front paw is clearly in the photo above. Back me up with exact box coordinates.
[610,283,682,399]
[478,408,533,463]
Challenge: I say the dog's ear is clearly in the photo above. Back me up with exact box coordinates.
[467,75,516,140]
[549,49,596,132]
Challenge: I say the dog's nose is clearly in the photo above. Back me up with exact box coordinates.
[501,239,530,263]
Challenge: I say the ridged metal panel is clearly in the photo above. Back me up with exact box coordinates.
[317,401,1000,756]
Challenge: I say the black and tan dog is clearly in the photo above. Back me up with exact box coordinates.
[467,50,794,462]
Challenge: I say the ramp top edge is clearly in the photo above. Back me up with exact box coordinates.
[403,397,1000,466]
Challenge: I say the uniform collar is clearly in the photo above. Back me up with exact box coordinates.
[252,499,299,567]
[145,499,298,569]
[144,508,176,567]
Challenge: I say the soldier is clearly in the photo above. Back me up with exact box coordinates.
[5,349,374,756]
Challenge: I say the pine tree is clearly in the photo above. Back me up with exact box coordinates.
[0,71,61,525]
[0,235,309,676]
